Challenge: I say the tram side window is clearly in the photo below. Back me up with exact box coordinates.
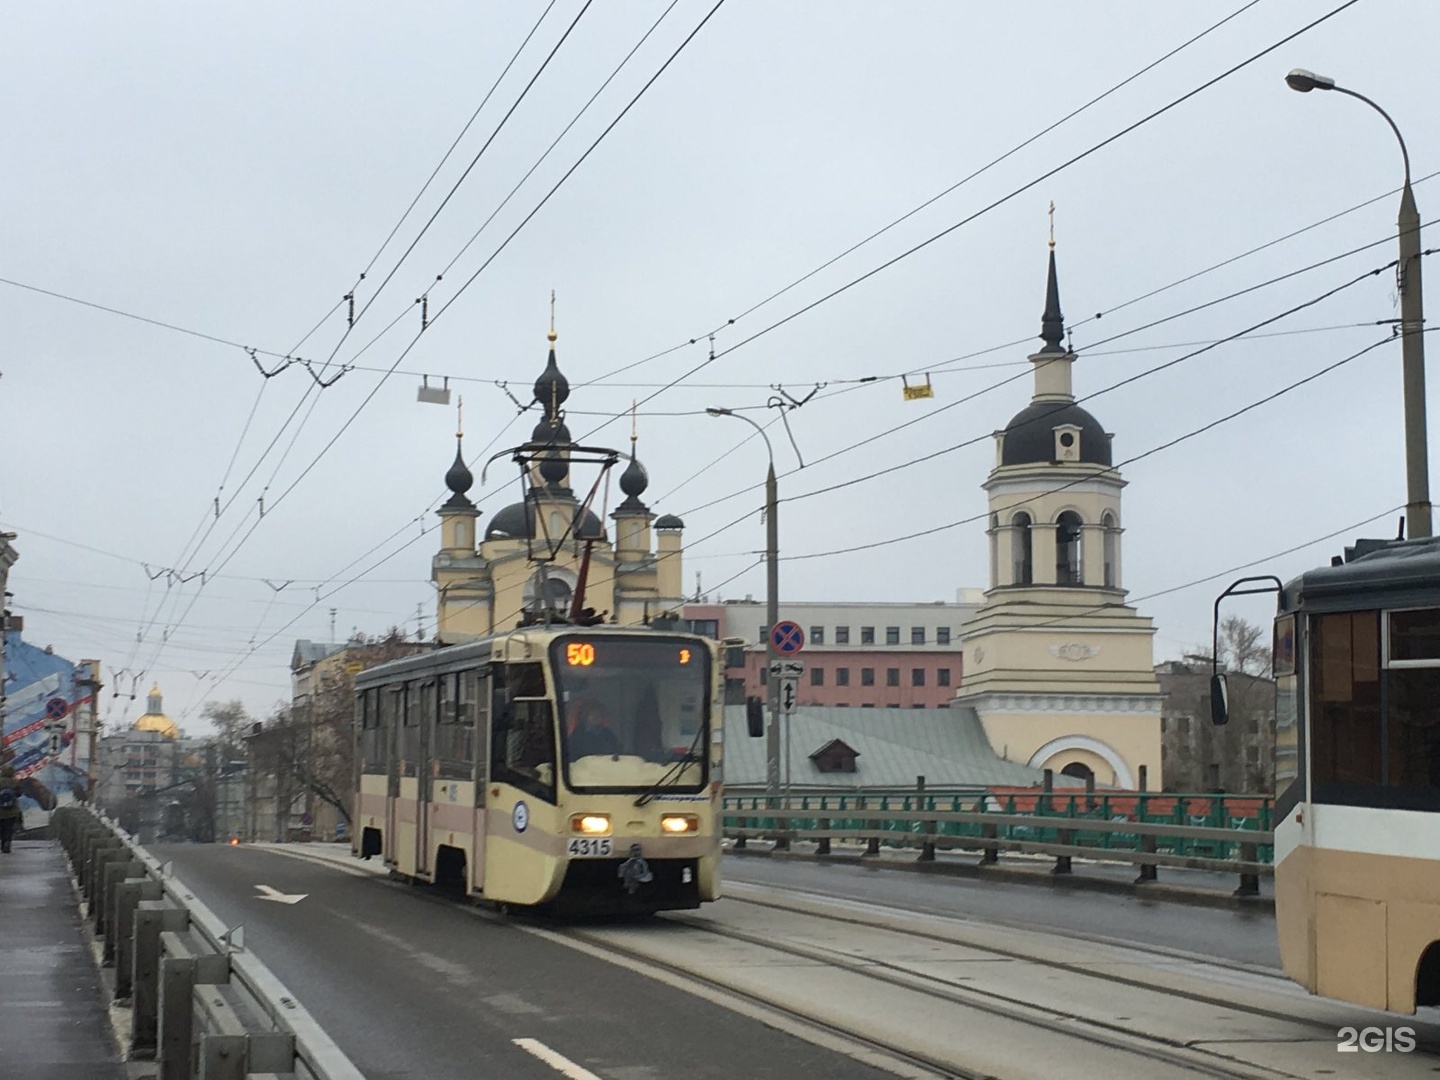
[361,688,386,771]
[492,662,555,802]
[1387,668,1440,790]
[435,673,472,780]
[1387,609,1440,793]
[1309,611,1382,786]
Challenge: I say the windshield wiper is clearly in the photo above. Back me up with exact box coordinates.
[633,728,706,807]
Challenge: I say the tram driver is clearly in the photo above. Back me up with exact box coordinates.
[567,699,621,759]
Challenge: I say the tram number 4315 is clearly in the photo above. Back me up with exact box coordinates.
[567,837,613,858]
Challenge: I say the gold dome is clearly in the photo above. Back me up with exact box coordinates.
[132,683,179,740]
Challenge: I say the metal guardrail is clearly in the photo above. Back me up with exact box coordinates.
[722,795,1275,897]
[55,807,366,1080]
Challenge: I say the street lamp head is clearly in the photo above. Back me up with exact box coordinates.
[705,407,731,417]
[1285,68,1336,93]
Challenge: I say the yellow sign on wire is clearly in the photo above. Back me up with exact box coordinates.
[902,374,934,401]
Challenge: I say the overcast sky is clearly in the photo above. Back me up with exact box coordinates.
[4,1,1436,733]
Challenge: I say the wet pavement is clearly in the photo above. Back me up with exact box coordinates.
[0,839,123,1080]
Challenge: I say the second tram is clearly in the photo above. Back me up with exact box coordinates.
[1244,535,1440,1012]
[351,623,724,914]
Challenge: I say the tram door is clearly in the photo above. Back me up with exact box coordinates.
[414,678,435,876]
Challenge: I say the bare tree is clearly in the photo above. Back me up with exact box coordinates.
[202,700,253,760]
[255,630,424,827]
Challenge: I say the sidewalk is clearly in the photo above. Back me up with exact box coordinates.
[0,839,124,1080]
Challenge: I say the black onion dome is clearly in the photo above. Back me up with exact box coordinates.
[484,501,604,541]
[533,348,570,416]
[620,455,649,498]
[442,442,475,510]
[538,452,568,486]
[529,416,572,446]
[999,402,1111,467]
[654,513,684,530]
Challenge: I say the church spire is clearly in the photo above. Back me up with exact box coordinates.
[1038,202,1066,354]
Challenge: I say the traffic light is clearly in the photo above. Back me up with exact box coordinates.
[745,697,764,738]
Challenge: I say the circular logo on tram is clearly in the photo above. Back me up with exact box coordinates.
[511,800,529,833]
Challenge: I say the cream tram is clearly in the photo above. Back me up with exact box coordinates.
[352,624,724,914]
[1233,536,1440,1012]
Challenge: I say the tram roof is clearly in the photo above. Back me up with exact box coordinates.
[1284,535,1440,613]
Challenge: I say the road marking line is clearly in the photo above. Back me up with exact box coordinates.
[512,1037,603,1079]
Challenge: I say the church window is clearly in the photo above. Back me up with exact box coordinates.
[1011,512,1033,585]
[1056,511,1084,586]
[1103,512,1119,587]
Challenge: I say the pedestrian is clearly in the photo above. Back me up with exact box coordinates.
[0,764,21,853]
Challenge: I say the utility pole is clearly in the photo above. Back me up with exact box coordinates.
[76,659,102,799]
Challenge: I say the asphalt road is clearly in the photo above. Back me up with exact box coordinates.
[150,844,898,1080]
[722,853,1281,968]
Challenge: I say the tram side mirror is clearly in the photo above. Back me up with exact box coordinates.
[745,697,764,738]
[1210,673,1230,726]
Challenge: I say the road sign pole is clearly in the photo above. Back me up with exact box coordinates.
[765,462,779,807]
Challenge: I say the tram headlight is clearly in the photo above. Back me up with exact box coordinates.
[571,814,611,836]
[660,814,699,834]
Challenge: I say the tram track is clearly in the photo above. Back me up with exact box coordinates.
[717,881,1388,1046]
[546,911,1294,1080]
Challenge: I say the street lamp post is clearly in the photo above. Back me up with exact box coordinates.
[1287,68,1431,538]
[706,408,781,805]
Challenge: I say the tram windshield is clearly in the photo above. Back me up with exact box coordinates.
[550,635,710,793]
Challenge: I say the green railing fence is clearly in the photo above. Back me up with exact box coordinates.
[721,790,1274,864]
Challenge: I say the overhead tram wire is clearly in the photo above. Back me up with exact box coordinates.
[675,253,1396,520]
[353,1,561,287]
[169,0,737,602]
[333,0,595,356]
[434,0,685,282]
[154,1,592,632]
[156,3,564,588]
[779,330,1416,565]
[576,0,1268,391]
[128,2,616,680]
[5,162,1426,403]
[571,0,1363,448]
